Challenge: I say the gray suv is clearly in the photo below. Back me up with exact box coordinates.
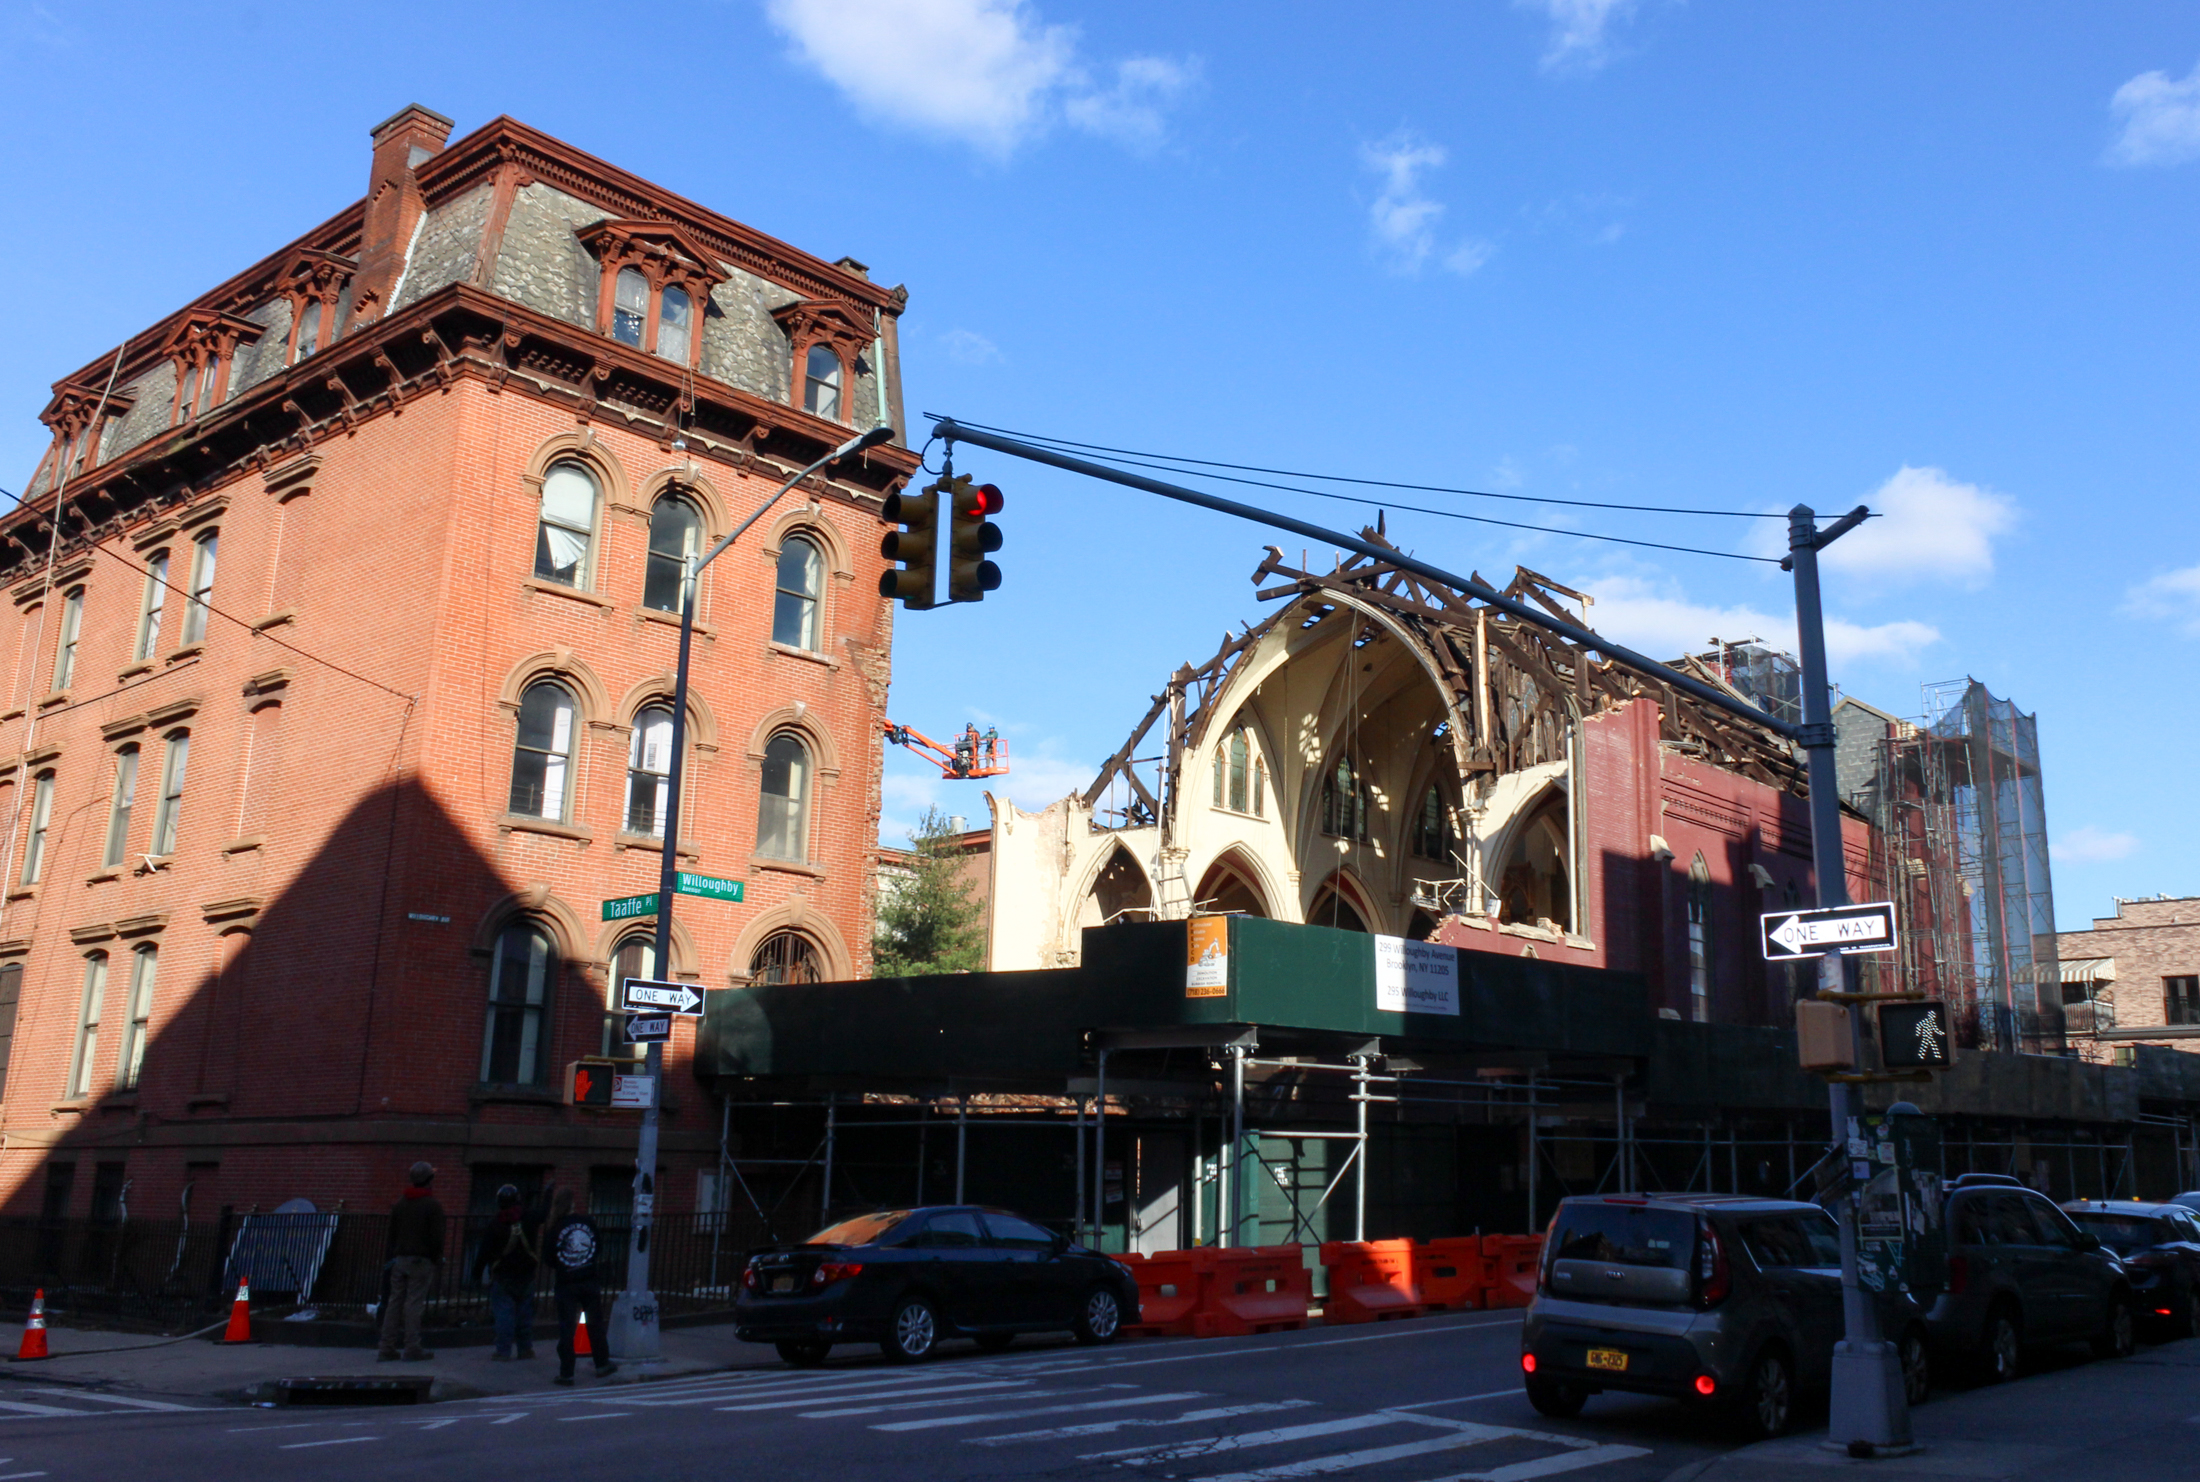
[1925,1173,2133,1382]
[1520,1193,1929,1439]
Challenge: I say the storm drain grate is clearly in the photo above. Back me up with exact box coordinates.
[270,1376,434,1406]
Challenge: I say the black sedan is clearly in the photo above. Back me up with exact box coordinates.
[2064,1199,2200,1338]
[734,1205,1142,1364]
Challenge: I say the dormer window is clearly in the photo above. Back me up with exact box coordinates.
[772,297,874,427]
[278,247,351,365]
[804,345,843,420]
[577,219,727,370]
[160,310,263,427]
[32,383,134,495]
[292,300,323,363]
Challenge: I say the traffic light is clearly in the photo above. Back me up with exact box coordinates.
[878,479,941,609]
[946,475,1003,603]
[1878,1001,1952,1071]
[564,1058,619,1108]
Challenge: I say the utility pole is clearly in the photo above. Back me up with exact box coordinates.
[1787,503,1910,1455]
[609,423,893,1366]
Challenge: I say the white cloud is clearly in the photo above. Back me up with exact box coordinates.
[1584,574,1943,670]
[762,0,1195,157]
[942,328,1003,365]
[2107,58,2200,167]
[1361,131,1495,277]
[2123,562,2200,637]
[2054,825,2141,866]
[1517,0,1638,74]
[1776,465,2016,589]
[879,741,1093,846]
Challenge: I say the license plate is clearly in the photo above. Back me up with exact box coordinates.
[1586,1348,1630,1372]
[771,1275,797,1294]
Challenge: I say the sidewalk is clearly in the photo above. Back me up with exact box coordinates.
[3,1317,788,1405]
[1665,1336,2200,1482]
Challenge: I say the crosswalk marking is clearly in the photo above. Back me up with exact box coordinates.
[23,1389,196,1412]
[0,1403,87,1419]
[797,1386,1080,1418]
[967,1399,1316,1446]
[721,1379,1042,1413]
[1086,1413,1396,1461]
[1192,1423,1517,1482]
[873,1391,1207,1433]
[1459,1441,1653,1481]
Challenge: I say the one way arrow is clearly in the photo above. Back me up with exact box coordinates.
[622,979,704,1014]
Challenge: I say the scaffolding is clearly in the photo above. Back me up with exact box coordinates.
[1868,680,2062,1054]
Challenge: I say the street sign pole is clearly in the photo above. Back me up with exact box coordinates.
[1790,504,1911,1455]
[610,424,892,1369]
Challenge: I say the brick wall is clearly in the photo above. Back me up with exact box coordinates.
[2058,897,2200,1060]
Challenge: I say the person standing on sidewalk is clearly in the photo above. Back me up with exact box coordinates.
[379,1161,444,1362]
[470,1183,538,1360]
[543,1185,618,1385]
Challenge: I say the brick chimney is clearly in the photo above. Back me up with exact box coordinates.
[349,104,454,331]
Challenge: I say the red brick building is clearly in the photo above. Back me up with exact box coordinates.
[0,106,917,1221]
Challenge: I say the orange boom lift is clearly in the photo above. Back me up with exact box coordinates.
[882,720,1010,780]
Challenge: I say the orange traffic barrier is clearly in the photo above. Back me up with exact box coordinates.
[1480,1234,1544,1308]
[573,1307,594,1358]
[1412,1238,1489,1312]
[221,1278,254,1343]
[13,1288,48,1361]
[1194,1245,1311,1337]
[1113,1248,1213,1338]
[1318,1239,1424,1324]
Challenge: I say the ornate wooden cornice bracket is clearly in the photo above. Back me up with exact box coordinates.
[575,218,731,297]
[159,308,265,368]
[770,298,875,358]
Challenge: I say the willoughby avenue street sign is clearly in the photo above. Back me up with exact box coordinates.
[1760,901,1899,960]
[620,977,704,1016]
[675,871,744,903]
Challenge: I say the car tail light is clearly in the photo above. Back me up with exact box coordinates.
[1947,1254,1968,1296]
[813,1261,864,1286]
[741,1263,758,1290]
[1695,1221,1731,1308]
[1521,1354,1537,1374]
[1694,1374,1717,1396]
[2155,1307,2174,1317]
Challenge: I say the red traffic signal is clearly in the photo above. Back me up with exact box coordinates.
[947,477,1004,603]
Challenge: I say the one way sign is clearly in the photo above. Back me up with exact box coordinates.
[620,977,705,1016]
[1760,901,1899,961]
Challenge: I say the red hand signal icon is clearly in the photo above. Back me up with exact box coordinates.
[575,1068,595,1100]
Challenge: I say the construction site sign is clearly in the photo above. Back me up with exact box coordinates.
[1186,916,1229,998]
[1374,935,1459,1016]
[1760,901,1898,961]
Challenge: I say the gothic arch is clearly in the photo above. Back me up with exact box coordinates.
[1490,785,1573,931]
[1195,849,1276,919]
[1307,868,1379,934]
[1074,841,1156,926]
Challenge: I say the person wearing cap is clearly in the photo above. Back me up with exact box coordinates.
[378,1161,444,1362]
[470,1183,539,1360]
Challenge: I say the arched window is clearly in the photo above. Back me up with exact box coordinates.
[69,952,107,1098]
[116,944,157,1091]
[643,497,701,613]
[1320,754,1369,840]
[750,930,822,986]
[1687,854,1713,1022]
[612,267,649,347]
[509,682,577,820]
[151,730,189,857]
[292,300,322,363]
[1497,793,1572,932]
[535,462,599,588]
[1411,785,1454,860]
[103,745,140,868]
[657,285,692,363]
[135,552,168,661]
[626,704,674,836]
[481,922,557,1084]
[1213,727,1261,815]
[181,530,218,645]
[756,732,812,861]
[803,345,842,421]
[606,936,656,1059]
[772,535,822,650]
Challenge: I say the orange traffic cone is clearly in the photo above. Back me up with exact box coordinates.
[221,1278,253,1344]
[13,1288,48,1361]
[572,1307,593,1358]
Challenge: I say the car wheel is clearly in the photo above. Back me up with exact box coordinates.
[775,1340,831,1367]
[2091,1294,2136,1360]
[882,1296,939,1362]
[1735,1347,1795,1441]
[1073,1285,1124,1345]
[1525,1376,1586,1418]
[2172,1291,2200,1341]
[1899,1327,1932,1408]
[974,1331,1016,1352]
[1978,1308,2021,1385]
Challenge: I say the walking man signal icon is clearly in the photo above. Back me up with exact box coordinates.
[1877,1001,1953,1071]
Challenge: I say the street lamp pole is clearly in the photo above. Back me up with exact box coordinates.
[610,423,894,1365]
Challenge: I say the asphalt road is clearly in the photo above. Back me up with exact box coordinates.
[0,1313,1753,1482]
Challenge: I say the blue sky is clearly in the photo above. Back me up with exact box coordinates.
[3,2,2197,928]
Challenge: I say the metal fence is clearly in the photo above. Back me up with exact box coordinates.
[0,1206,775,1333]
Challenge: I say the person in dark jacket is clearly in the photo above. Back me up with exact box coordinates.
[379,1161,444,1362]
[543,1186,617,1384]
[469,1183,538,1360]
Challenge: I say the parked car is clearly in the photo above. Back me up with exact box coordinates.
[734,1205,1141,1365]
[1519,1193,1930,1440]
[2062,1199,2200,1338]
[2170,1191,2200,1217]
[1922,1173,2134,1382]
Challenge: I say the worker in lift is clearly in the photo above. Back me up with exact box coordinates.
[954,724,977,777]
[981,727,998,768]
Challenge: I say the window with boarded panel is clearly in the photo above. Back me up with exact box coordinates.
[0,962,20,1102]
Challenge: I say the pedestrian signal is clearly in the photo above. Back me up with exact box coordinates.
[879,480,941,609]
[945,475,1003,603]
[1878,1001,1952,1071]
[564,1058,620,1108]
